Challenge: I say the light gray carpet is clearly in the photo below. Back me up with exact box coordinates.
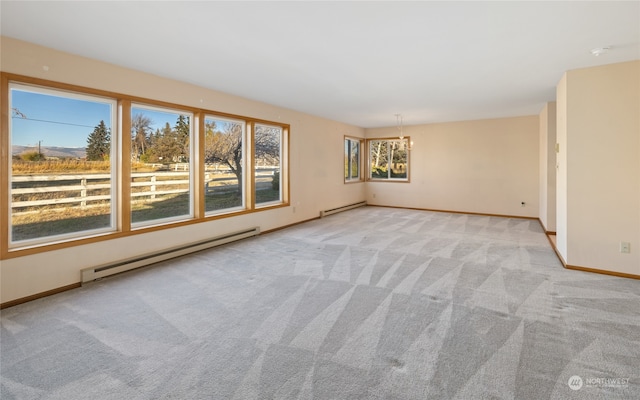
[1,206,639,399]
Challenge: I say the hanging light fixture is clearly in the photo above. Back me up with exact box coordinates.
[395,113,413,150]
[395,113,404,139]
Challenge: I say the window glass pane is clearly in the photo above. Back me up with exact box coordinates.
[391,140,408,179]
[369,139,389,179]
[351,140,359,178]
[131,105,193,226]
[344,139,350,179]
[345,137,361,181]
[9,84,116,244]
[254,123,282,206]
[204,116,245,213]
[368,138,409,181]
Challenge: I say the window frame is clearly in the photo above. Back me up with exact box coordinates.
[203,114,247,216]
[129,103,196,229]
[7,81,119,248]
[344,136,364,183]
[254,122,286,208]
[0,72,290,259]
[367,137,411,182]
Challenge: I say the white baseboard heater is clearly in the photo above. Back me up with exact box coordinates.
[320,201,367,218]
[81,226,260,284]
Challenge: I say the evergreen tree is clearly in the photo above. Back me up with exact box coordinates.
[153,122,181,162]
[86,120,110,161]
[174,115,190,161]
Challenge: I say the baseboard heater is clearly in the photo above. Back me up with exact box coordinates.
[320,201,367,218]
[81,226,260,284]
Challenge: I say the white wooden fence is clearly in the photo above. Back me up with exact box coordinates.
[11,172,191,210]
[11,169,277,210]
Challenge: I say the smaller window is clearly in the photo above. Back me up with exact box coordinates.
[344,136,363,183]
[368,138,410,181]
[254,123,284,207]
[204,116,245,215]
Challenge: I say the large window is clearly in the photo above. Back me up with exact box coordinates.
[344,136,363,182]
[368,138,410,181]
[204,116,245,214]
[254,123,283,206]
[130,105,194,227]
[8,83,117,246]
[2,74,289,257]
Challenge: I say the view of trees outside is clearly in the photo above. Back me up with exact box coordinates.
[9,84,285,245]
[129,106,193,225]
[344,138,360,180]
[86,120,111,161]
[254,124,282,205]
[204,117,244,212]
[392,142,408,179]
[351,141,359,178]
[130,109,191,164]
[369,139,408,179]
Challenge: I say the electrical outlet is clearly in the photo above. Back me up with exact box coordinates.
[372,193,376,199]
[620,242,630,254]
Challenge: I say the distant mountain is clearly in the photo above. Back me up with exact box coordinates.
[12,145,86,159]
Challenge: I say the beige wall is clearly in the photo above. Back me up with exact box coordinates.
[3,37,637,304]
[539,102,557,232]
[365,116,540,218]
[0,37,366,303]
[556,74,569,258]
[557,60,640,275]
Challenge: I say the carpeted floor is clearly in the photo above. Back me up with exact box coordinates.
[1,206,639,399]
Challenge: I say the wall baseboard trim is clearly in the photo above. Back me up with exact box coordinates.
[261,216,320,235]
[539,219,563,263]
[367,204,539,220]
[320,201,367,218]
[565,264,640,280]
[541,226,639,281]
[1,283,81,309]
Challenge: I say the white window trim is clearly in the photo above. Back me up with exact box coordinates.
[367,137,410,182]
[8,82,118,247]
[204,115,247,216]
[254,123,284,208]
[130,103,195,229]
[345,136,364,183]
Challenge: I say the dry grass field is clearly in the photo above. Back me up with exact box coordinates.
[10,160,278,241]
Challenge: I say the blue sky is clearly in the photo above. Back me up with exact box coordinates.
[11,88,184,149]
[11,89,112,148]
[131,106,184,134]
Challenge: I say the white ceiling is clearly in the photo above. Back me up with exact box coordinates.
[2,1,639,128]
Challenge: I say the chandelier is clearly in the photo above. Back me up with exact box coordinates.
[395,113,405,139]
[395,113,413,150]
